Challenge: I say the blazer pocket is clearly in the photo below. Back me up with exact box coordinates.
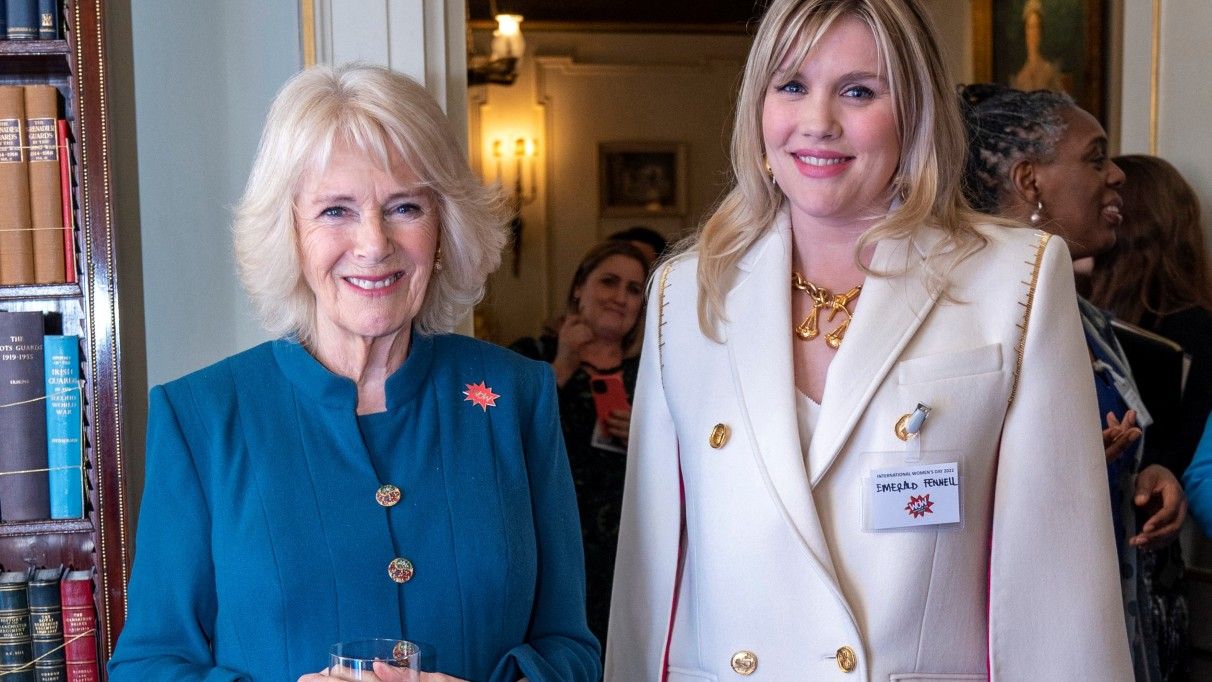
[666,667,718,682]
[897,343,1003,386]
[889,675,987,681]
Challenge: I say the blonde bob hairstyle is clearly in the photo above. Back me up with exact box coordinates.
[693,0,986,338]
[233,63,508,344]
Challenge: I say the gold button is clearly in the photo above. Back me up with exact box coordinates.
[835,645,857,673]
[376,484,402,507]
[730,650,757,675]
[709,423,730,449]
[387,557,414,584]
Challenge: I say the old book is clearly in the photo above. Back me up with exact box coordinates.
[24,85,65,284]
[27,566,63,682]
[58,570,96,682]
[0,311,49,521]
[56,120,74,284]
[44,335,80,518]
[0,569,34,681]
[5,0,35,40]
[35,0,54,40]
[0,86,35,284]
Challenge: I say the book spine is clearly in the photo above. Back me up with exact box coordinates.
[1,1,7,40]
[56,120,74,284]
[35,0,54,40]
[5,0,35,40]
[27,568,63,682]
[44,336,80,519]
[0,572,34,681]
[58,576,96,682]
[0,85,35,285]
[0,311,50,521]
[24,85,65,284]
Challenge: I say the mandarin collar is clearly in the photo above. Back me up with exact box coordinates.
[272,331,435,410]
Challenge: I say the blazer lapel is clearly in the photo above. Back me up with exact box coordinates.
[724,212,840,580]
[806,231,942,486]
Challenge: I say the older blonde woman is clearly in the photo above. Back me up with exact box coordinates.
[108,64,600,682]
[607,0,1130,679]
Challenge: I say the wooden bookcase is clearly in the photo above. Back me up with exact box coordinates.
[0,0,131,675]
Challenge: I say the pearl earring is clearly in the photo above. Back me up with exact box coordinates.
[1029,200,1044,225]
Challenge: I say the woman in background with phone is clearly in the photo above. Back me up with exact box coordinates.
[510,240,649,654]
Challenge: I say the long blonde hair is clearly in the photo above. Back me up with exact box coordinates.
[692,0,985,339]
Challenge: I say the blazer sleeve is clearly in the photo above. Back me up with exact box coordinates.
[605,269,684,680]
[1181,414,1212,535]
[987,236,1133,680]
[107,386,249,682]
[492,365,603,682]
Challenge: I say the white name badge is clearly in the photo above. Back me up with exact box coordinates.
[866,462,961,530]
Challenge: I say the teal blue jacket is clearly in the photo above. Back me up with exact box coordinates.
[109,333,601,681]
[1184,415,1212,536]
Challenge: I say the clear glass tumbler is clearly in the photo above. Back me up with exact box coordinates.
[328,638,420,681]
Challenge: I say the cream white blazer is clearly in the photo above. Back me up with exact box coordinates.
[606,212,1132,681]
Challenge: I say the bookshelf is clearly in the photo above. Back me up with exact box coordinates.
[0,0,130,676]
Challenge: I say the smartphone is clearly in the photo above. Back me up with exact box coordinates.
[589,373,631,426]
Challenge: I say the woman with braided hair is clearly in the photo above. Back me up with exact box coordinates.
[960,82,1188,681]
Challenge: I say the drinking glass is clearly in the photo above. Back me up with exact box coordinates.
[328,639,420,681]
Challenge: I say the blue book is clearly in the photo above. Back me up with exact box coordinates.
[5,0,36,40]
[36,0,55,40]
[1,1,8,40]
[44,335,81,519]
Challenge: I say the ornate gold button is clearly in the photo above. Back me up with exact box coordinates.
[387,557,414,584]
[376,484,402,507]
[709,423,730,449]
[730,650,757,675]
[835,645,857,672]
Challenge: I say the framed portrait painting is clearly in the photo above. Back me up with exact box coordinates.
[598,142,687,218]
[971,0,1107,122]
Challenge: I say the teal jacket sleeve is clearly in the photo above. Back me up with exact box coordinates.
[107,386,249,682]
[491,365,603,682]
[1182,414,1212,536]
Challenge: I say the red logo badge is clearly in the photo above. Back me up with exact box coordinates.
[463,381,500,411]
[905,494,934,518]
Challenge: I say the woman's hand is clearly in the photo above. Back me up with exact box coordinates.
[1129,463,1188,550]
[552,314,594,386]
[605,408,632,447]
[1102,410,1142,463]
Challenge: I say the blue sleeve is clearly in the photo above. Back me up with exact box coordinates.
[1182,413,1212,536]
[107,386,248,682]
[490,365,602,682]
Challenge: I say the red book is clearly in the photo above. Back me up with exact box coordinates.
[59,570,98,682]
[57,119,76,284]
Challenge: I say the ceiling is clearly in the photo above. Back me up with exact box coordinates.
[467,0,765,32]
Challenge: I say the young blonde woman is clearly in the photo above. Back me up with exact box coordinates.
[607,1,1131,679]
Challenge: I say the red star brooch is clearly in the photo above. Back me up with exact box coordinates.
[463,381,500,411]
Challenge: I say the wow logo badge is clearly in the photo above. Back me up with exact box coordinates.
[905,494,934,518]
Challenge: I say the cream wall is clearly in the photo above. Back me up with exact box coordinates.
[1121,0,1212,264]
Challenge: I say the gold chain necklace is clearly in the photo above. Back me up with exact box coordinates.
[791,272,862,349]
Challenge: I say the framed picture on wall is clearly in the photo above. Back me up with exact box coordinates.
[598,142,687,218]
[970,0,1107,122]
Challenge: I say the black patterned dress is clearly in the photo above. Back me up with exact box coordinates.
[509,334,639,654]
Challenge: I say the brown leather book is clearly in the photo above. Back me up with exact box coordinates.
[24,84,65,284]
[0,85,35,285]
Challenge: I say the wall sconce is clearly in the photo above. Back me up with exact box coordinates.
[468,7,525,86]
[493,136,539,274]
